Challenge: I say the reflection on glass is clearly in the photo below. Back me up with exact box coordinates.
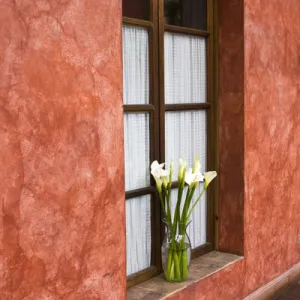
[164,0,207,30]
[123,0,150,20]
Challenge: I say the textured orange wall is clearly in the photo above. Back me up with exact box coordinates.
[167,0,300,299]
[0,1,126,299]
[1,0,300,299]
[243,0,300,294]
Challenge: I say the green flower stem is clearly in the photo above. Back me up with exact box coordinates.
[165,248,188,281]
[158,191,167,218]
[181,248,188,280]
[165,247,181,281]
[165,163,173,227]
[164,223,190,282]
[174,186,183,225]
[165,188,172,227]
[179,224,188,280]
[171,166,186,282]
[181,186,196,223]
[165,248,174,280]
[173,248,181,280]
[186,186,206,221]
[181,188,191,221]
[169,260,174,281]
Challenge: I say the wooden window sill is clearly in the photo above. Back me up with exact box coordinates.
[127,251,243,300]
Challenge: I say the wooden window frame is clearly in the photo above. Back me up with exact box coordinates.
[123,0,217,288]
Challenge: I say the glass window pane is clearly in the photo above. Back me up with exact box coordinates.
[126,195,152,275]
[123,26,149,105]
[187,186,207,247]
[165,110,207,174]
[123,0,150,20]
[164,32,206,104]
[164,0,207,30]
[165,110,207,248]
[169,187,207,248]
[124,113,150,191]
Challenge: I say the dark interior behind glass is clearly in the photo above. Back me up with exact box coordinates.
[164,0,207,30]
[123,0,150,20]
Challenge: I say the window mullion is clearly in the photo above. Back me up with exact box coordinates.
[165,103,211,111]
[151,0,163,275]
[164,24,210,38]
[123,104,154,112]
[205,0,217,249]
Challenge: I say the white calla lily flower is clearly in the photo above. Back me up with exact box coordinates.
[161,175,169,188]
[151,160,170,191]
[155,177,163,191]
[178,157,187,182]
[185,168,204,186]
[179,158,186,169]
[192,156,201,173]
[151,161,166,177]
[204,171,217,188]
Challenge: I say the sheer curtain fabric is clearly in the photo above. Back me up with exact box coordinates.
[164,32,206,104]
[123,25,151,275]
[165,111,207,248]
[124,113,150,191]
[126,195,151,275]
[123,25,149,105]
[164,32,208,248]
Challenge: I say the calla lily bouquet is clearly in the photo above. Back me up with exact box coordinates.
[151,157,217,282]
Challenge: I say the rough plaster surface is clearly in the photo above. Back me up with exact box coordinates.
[243,0,300,295]
[0,0,126,299]
[1,0,300,299]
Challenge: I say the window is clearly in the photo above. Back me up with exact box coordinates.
[122,0,216,287]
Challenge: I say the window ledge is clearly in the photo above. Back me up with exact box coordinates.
[127,251,243,300]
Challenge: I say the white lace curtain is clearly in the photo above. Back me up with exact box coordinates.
[123,26,208,275]
[123,26,151,276]
[123,25,149,105]
[164,32,207,104]
[165,111,207,248]
[164,32,207,248]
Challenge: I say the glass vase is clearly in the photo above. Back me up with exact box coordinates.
[161,220,192,282]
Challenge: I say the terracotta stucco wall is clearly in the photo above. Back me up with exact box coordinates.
[243,0,300,294]
[0,1,126,299]
[167,0,300,299]
[1,0,300,299]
